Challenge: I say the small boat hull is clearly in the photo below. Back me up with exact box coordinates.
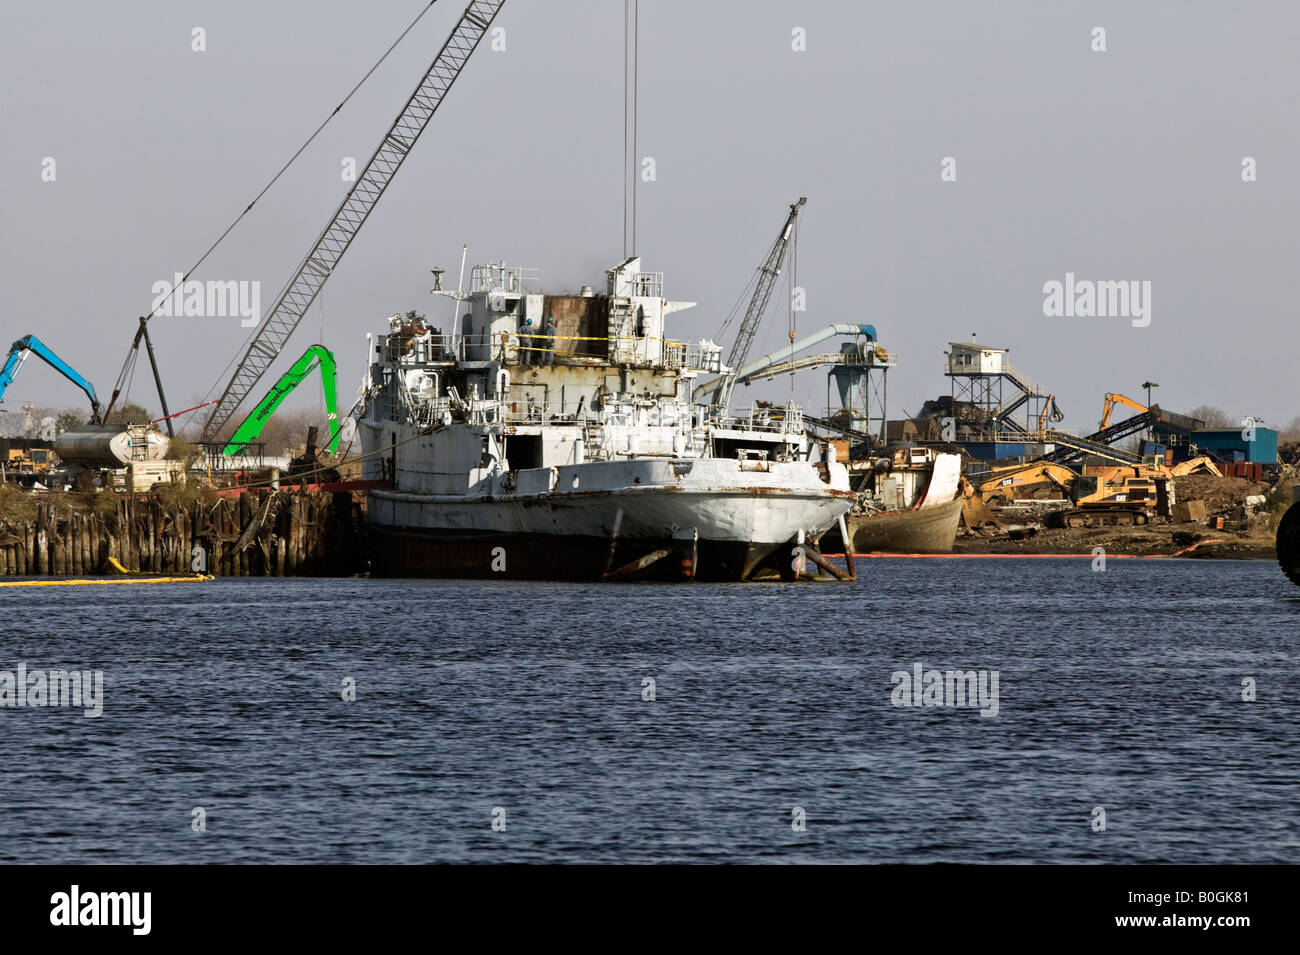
[822,496,963,554]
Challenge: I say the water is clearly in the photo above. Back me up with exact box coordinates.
[1,558,1296,864]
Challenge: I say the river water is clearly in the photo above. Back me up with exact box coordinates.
[1,558,1296,863]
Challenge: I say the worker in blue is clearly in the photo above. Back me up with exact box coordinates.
[541,316,558,365]
[520,315,535,363]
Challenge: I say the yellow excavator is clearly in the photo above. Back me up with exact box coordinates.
[1054,465,1160,527]
[977,461,1159,527]
[972,390,1224,526]
[978,462,1077,503]
[1050,456,1228,528]
[1166,455,1221,477]
[982,456,1220,529]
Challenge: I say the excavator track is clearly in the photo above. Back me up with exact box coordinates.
[1055,508,1149,529]
[1276,502,1300,586]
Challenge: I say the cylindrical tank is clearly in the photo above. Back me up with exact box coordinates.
[54,425,170,468]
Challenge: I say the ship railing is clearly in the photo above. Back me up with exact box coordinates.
[378,329,715,373]
[503,332,691,369]
[494,400,692,428]
[662,339,686,369]
[712,403,805,435]
[609,270,663,298]
[470,262,539,294]
[684,340,723,373]
[379,333,481,364]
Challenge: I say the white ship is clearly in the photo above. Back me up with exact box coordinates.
[357,257,856,581]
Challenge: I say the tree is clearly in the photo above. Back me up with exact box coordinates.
[1278,416,1300,442]
[1188,404,1234,429]
[105,403,153,426]
[254,408,331,456]
[55,410,86,435]
[164,438,203,467]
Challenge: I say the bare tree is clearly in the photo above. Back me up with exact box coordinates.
[1278,415,1300,442]
[1188,404,1234,429]
[249,408,334,456]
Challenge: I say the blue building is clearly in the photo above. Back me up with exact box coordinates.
[1189,427,1278,464]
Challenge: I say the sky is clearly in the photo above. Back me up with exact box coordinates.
[2,0,1298,437]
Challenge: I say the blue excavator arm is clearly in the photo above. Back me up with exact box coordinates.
[0,335,102,422]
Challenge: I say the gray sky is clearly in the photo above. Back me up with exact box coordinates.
[3,0,1298,435]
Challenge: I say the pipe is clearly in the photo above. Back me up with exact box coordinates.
[803,546,851,581]
[693,323,876,402]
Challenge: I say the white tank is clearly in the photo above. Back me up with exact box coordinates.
[54,425,170,468]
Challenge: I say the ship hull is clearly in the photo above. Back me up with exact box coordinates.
[367,525,771,581]
[366,479,854,581]
[822,497,963,554]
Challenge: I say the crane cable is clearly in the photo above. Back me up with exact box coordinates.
[108,1,443,423]
[622,0,640,258]
[622,1,628,258]
[631,0,639,256]
[715,269,761,342]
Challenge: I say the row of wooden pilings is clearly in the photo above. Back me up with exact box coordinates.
[0,491,366,577]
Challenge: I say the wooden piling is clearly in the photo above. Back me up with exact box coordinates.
[52,524,65,576]
[35,512,48,575]
[0,489,362,579]
[285,496,298,577]
[81,515,93,574]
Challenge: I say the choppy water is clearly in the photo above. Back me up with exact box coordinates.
[0,558,1296,863]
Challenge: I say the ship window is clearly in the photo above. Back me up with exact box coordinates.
[714,437,782,460]
[505,435,543,470]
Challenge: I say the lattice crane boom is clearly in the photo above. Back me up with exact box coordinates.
[201,0,506,441]
[706,196,805,408]
[725,197,805,373]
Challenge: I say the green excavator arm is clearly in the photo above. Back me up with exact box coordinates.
[223,344,340,457]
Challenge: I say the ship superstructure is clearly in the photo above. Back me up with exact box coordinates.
[358,257,856,580]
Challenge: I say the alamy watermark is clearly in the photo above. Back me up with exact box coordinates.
[50,885,150,935]
[150,273,261,327]
[890,662,999,717]
[0,663,103,717]
[1042,272,1151,327]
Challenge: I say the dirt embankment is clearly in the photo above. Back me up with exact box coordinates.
[956,473,1286,559]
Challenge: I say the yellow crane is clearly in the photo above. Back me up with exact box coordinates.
[1037,394,1063,431]
[1099,392,1148,431]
